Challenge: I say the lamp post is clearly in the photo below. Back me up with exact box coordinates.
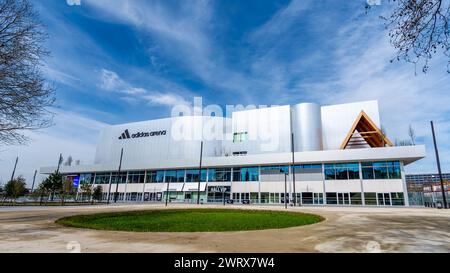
[197,141,204,205]
[431,121,448,209]
[31,170,37,193]
[280,168,288,209]
[112,148,124,204]
[165,177,170,207]
[10,156,19,182]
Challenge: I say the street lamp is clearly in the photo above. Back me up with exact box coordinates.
[280,168,288,209]
[431,121,448,209]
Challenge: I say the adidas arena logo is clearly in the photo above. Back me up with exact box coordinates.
[118,129,167,140]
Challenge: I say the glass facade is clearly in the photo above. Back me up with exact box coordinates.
[146,171,157,183]
[207,168,231,182]
[176,170,185,183]
[362,161,402,180]
[79,161,403,185]
[324,163,360,180]
[260,165,289,174]
[127,171,145,184]
[156,171,165,183]
[80,173,94,185]
[185,169,207,182]
[233,167,259,181]
[110,172,127,184]
[294,164,322,170]
[70,161,406,206]
[94,172,111,184]
[164,170,177,183]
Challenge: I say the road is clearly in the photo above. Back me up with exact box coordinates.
[0,204,449,253]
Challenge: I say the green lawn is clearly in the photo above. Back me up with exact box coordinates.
[56,209,324,232]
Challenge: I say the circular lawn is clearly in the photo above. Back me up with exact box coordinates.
[56,209,323,232]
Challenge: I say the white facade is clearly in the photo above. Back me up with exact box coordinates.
[41,101,426,207]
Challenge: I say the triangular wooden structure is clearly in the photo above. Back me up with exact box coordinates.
[340,111,394,149]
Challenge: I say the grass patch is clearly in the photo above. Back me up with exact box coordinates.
[56,209,324,232]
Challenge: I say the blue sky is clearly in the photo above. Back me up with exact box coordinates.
[1,0,450,185]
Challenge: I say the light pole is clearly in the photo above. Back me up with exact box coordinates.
[112,148,124,204]
[222,187,227,206]
[31,170,37,193]
[10,156,19,182]
[197,141,204,205]
[280,168,288,209]
[291,132,297,206]
[431,121,448,209]
[165,177,170,207]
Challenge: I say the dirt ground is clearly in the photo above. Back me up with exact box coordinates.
[0,204,449,253]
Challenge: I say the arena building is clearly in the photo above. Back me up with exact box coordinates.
[40,100,426,206]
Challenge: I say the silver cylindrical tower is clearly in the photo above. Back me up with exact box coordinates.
[291,103,323,152]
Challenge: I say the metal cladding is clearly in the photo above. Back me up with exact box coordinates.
[291,103,323,152]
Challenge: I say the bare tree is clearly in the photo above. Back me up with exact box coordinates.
[0,0,54,145]
[408,124,416,145]
[379,0,450,73]
[64,155,73,166]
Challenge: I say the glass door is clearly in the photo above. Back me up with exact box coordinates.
[377,193,391,206]
[337,193,350,205]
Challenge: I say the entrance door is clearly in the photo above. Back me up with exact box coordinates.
[377,193,391,206]
[185,192,192,203]
[241,193,250,203]
[337,193,350,205]
[281,193,290,204]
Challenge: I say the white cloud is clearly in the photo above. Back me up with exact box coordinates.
[66,0,81,6]
[100,69,146,95]
[143,93,190,107]
[100,68,190,107]
[43,65,80,87]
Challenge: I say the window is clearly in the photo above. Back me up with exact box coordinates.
[361,161,402,180]
[295,164,322,169]
[373,162,388,179]
[146,171,157,183]
[80,173,94,185]
[164,170,177,183]
[324,165,336,180]
[388,162,402,179]
[233,132,248,143]
[314,193,324,204]
[260,165,289,174]
[272,193,280,203]
[185,169,207,182]
[155,171,165,183]
[364,193,377,205]
[391,192,405,206]
[176,170,185,182]
[347,164,360,179]
[208,168,231,182]
[250,193,259,203]
[324,163,360,180]
[95,173,111,184]
[127,171,145,184]
[110,172,126,184]
[362,163,374,179]
[233,167,259,181]
[302,192,314,204]
[232,193,240,201]
[350,193,363,205]
[326,193,338,204]
[260,192,270,204]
